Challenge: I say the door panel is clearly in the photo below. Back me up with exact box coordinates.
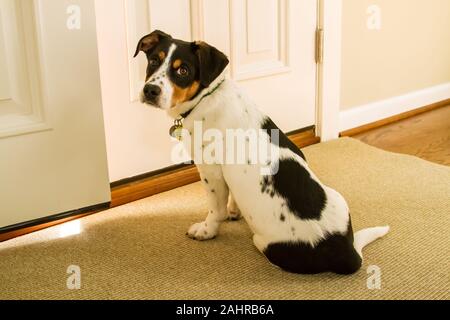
[230,0,290,80]
[0,0,110,228]
[97,0,317,181]
[226,0,317,131]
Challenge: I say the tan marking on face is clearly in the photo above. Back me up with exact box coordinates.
[171,81,200,107]
[172,59,182,69]
[159,51,166,60]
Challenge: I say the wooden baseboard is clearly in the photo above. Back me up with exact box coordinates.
[0,127,320,242]
[340,98,450,137]
[111,165,200,208]
[288,128,321,149]
[0,203,109,242]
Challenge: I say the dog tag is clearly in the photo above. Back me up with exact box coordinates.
[169,124,184,141]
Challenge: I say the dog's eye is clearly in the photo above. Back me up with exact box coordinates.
[149,57,160,67]
[177,66,189,77]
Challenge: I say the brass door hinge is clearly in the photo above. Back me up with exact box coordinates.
[315,28,324,64]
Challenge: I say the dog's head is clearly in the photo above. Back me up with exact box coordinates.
[134,30,229,110]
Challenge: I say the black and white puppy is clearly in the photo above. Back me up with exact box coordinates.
[134,30,389,274]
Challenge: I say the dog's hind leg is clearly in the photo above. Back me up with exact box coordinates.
[252,235,282,270]
[253,234,269,254]
[187,164,229,241]
[227,192,242,221]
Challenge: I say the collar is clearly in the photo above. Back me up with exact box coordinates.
[168,69,227,120]
[179,78,225,120]
[169,79,225,140]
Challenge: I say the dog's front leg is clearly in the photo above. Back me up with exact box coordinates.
[187,164,229,241]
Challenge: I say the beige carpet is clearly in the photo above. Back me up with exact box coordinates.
[1,138,449,300]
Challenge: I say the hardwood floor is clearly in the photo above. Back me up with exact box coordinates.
[353,105,450,166]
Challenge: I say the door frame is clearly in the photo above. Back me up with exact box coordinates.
[316,0,342,141]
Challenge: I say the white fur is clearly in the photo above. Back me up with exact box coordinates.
[166,73,388,257]
[354,226,390,257]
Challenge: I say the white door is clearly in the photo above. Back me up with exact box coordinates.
[96,0,318,182]
[0,0,111,229]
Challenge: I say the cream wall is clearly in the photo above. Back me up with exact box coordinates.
[341,0,450,110]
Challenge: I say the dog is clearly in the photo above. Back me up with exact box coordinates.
[134,30,389,274]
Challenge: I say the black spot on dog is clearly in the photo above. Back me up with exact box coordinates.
[261,176,270,193]
[263,220,362,274]
[261,117,306,161]
[280,214,285,222]
[260,158,326,220]
[211,189,215,193]
[204,178,209,184]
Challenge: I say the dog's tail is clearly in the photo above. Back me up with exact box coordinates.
[354,226,390,258]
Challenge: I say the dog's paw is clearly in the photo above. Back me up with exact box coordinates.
[227,209,242,221]
[186,221,217,241]
[227,203,242,221]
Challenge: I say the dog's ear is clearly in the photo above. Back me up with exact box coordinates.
[134,30,172,58]
[193,41,229,87]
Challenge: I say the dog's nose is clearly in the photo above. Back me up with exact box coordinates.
[144,84,161,100]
